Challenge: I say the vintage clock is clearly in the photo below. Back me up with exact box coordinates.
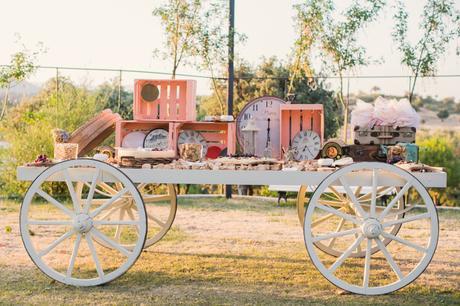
[177,130,208,157]
[143,128,169,150]
[236,96,285,158]
[291,130,321,160]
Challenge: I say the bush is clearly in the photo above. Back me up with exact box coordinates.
[0,78,103,197]
[417,130,460,206]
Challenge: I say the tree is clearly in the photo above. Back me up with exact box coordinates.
[437,109,449,121]
[0,78,102,197]
[95,80,133,120]
[153,0,245,112]
[393,0,460,103]
[0,47,40,120]
[291,0,385,143]
[153,0,202,79]
[199,57,341,140]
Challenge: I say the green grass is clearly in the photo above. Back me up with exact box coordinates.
[0,198,459,305]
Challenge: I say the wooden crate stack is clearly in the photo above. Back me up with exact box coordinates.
[116,79,236,159]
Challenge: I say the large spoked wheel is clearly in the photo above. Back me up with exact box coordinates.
[20,159,147,286]
[76,182,177,249]
[304,162,438,295]
[297,182,405,258]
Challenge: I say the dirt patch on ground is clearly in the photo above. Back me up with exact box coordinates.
[0,198,459,305]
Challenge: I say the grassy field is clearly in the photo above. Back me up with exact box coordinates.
[0,197,459,305]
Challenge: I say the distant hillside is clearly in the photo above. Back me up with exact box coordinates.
[0,81,40,105]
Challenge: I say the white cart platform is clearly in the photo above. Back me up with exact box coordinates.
[17,166,447,187]
[16,160,447,295]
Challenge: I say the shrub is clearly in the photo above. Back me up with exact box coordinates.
[0,78,102,198]
[417,130,460,206]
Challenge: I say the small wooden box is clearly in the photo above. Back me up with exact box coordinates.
[279,104,324,156]
[172,121,236,156]
[353,125,416,145]
[133,79,197,122]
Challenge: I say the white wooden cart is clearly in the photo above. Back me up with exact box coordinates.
[17,159,446,295]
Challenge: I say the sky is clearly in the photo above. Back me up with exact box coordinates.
[1,0,460,99]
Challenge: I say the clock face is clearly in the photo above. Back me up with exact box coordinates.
[291,130,321,161]
[143,128,169,150]
[177,130,208,157]
[236,96,285,158]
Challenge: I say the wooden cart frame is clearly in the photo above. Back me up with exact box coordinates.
[17,160,446,295]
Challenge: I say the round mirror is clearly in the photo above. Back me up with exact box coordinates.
[141,84,160,102]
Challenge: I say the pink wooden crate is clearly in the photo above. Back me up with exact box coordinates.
[279,104,324,156]
[115,120,176,150]
[172,122,236,155]
[133,79,197,122]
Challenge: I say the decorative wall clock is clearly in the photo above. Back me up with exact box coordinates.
[236,96,285,158]
[177,130,208,157]
[291,130,321,160]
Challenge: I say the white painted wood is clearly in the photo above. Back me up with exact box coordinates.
[17,164,447,187]
[304,162,439,295]
[20,159,147,286]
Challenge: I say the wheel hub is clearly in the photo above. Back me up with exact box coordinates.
[361,218,383,238]
[73,214,93,233]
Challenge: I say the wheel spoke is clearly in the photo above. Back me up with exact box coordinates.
[86,233,104,279]
[354,186,362,197]
[63,169,80,213]
[28,220,73,225]
[312,227,361,243]
[363,238,372,289]
[329,236,364,273]
[352,223,362,253]
[327,218,346,248]
[311,208,346,228]
[384,205,416,219]
[97,182,118,196]
[90,187,129,218]
[382,212,430,228]
[36,189,74,217]
[93,220,140,226]
[381,232,428,253]
[358,186,393,202]
[143,194,172,203]
[137,183,147,192]
[84,169,101,213]
[379,181,412,219]
[98,205,123,221]
[125,207,140,235]
[338,178,368,218]
[66,233,82,278]
[114,208,126,242]
[315,203,362,225]
[147,211,166,227]
[317,199,345,207]
[370,169,378,217]
[91,228,132,257]
[328,186,346,202]
[376,238,403,280]
[38,230,74,257]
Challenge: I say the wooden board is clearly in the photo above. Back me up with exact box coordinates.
[68,109,121,156]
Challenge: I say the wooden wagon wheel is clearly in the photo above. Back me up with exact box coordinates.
[303,162,438,295]
[297,183,405,258]
[20,159,147,286]
[76,182,176,250]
